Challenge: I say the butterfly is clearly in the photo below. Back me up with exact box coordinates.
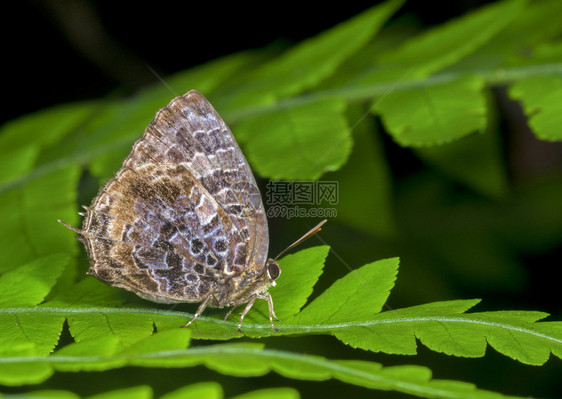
[60,90,325,332]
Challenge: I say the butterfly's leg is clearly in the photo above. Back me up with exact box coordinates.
[237,296,257,332]
[181,293,212,328]
[224,305,238,321]
[258,292,280,331]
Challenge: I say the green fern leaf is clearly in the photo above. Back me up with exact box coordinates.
[0,254,69,307]
[0,254,70,357]
[45,277,128,308]
[0,167,80,271]
[508,75,562,141]
[52,336,123,372]
[230,387,300,399]
[212,0,404,114]
[4,253,559,368]
[0,344,54,386]
[16,390,81,399]
[295,258,398,323]
[159,382,223,399]
[4,384,298,399]
[67,313,155,349]
[251,246,329,319]
[235,98,351,179]
[354,0,526,87]
[0,103,93,187]
[2,235,558,395]
[373,76,487,146]
[443,0,562,73]
[413,115,508,199]
[0,341,523,398]
[86,385,153,399]
[1,0,557,189]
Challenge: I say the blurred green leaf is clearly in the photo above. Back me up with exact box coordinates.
[0,344,53,385]
[443,0,562,72]
[236,98,351,179]
[0,342,523,398]
[2,384,299,399]
[508,74,562,141]
[373,76,487,146]
[159,382,223,399]
[393,173,527,294]
[9,390,81,399]
[0,102,94,187]
[51,336,123,372]
[0,167,80,271]
[411,84,509,199]
[327,104,396,237]
[353,0,526,86]
[230,387,300,399]
[414,126,508,199]
[86,385,152,399]
[122,329,191,359]
[214,0,404,114]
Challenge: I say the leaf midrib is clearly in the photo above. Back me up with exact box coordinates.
[228,62,562,122]
[2,306,559,345]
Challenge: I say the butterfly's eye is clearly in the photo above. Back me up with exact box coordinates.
[267,261,281,280]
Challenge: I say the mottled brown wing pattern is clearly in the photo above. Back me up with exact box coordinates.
[80,91,268,305]
[122,91,268,274]
[84,165,224,302]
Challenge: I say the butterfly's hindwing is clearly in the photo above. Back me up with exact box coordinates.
[82,91,269,306]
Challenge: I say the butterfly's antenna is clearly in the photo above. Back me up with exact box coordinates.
[144,63,179,97]
[274,219,327,261]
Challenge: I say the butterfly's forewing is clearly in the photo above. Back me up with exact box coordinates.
[83,90,268,305]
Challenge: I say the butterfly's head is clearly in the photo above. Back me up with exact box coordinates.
[264,258,281,287]
[227,258,281,306]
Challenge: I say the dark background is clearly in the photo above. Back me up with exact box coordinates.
[5,1,491,123]
[3,1,561,398]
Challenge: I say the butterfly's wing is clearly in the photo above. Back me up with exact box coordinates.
[128,90,269,274]
[81,90,268,304]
